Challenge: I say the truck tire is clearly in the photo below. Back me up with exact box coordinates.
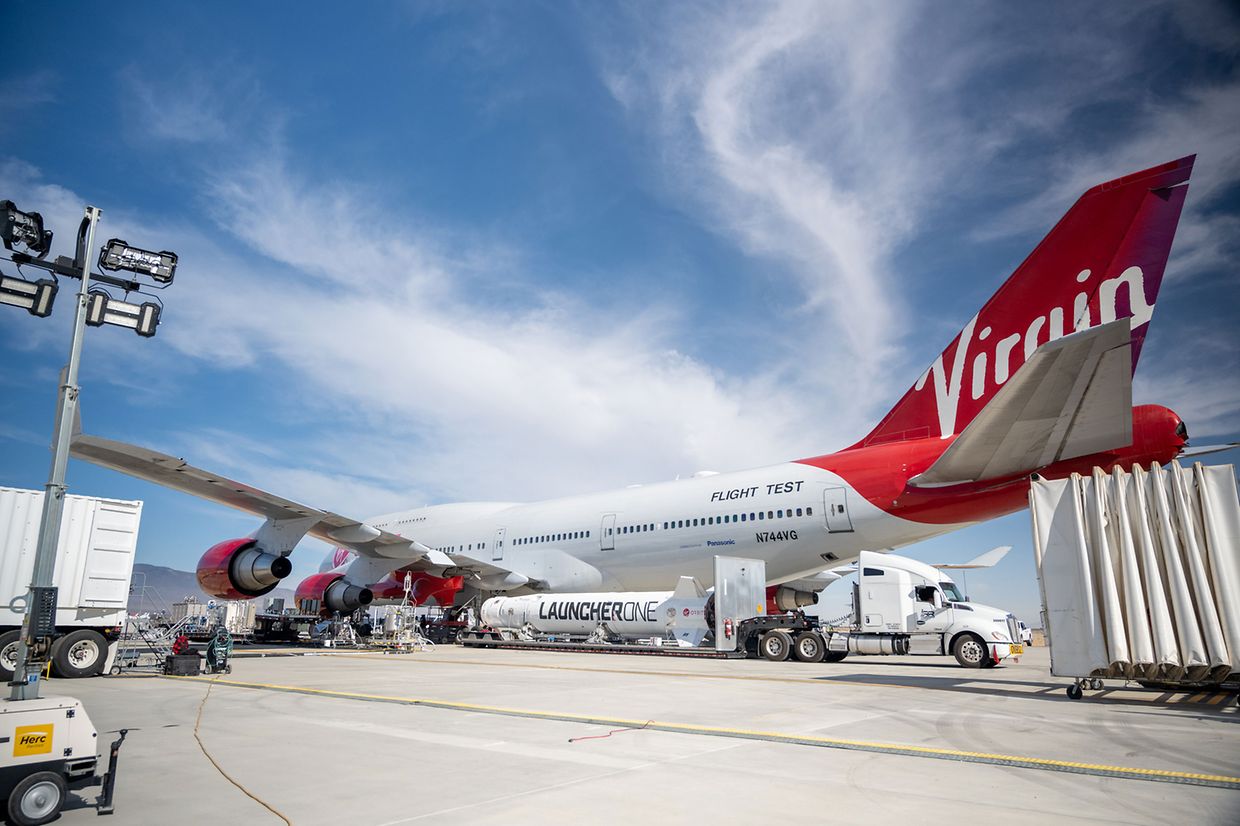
[824,650,848,663]
[0,630,20,682]
[50,629,108,678]
[7,770,66,826]
[793,632,825,663]
[758,631,791,662]
[952,633,987,668]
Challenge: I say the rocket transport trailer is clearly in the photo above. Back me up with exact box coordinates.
[472,552,1023,667]
[0,487,141,681]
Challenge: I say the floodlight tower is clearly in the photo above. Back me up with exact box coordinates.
[0,200,178,700]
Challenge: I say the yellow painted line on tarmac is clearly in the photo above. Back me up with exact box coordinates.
[165,674,1240,790]
[348,653,920,692]
[343,653,1234,706]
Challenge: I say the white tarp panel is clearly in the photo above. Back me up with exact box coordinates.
[1146,464,1209,680]
[1197,464,1240,671]
[1031,461,1240,683]
[1030,477,1108,678]
[1124,467,1180,677]
[1108,467,1155,677]
[1169,464,1230,681]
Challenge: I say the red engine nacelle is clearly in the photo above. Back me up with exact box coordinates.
[766,585,818,615]
[197,538,293,600]
[295,572,374,615]
[369,571,464,607]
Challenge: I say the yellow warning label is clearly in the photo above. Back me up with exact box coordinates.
[13,724,53,757]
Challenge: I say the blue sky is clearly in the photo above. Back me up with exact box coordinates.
[1,2,1237,624]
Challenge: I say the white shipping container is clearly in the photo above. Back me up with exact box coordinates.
[0,486,142,631]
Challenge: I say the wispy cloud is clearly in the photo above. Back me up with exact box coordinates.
[0,71,57,133]
[118,63,266,144]
[588,0,1240,427]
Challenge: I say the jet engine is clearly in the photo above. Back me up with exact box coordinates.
[767,585,819,614]
[197,538,293,600]
[295,572,374,614]
[368,571,465,607]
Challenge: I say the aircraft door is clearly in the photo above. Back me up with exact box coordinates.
[493,527,506,561]
[600,514,616,551]
[823,487,854,533]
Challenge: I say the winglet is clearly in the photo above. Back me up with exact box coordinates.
[934,545,1012,570]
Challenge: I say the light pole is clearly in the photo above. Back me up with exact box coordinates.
[1,200,178,700]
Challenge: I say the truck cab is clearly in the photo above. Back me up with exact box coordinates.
[853,551,1022,667]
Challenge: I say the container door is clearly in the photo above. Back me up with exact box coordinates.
[492,527,506,561]
[823,487,854,533]
[600,514,616,551]
[80,501,141,607]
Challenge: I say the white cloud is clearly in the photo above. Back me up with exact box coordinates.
[0,71,57,136]
[118,63,269,145]
[1135,330,1240,440]
[1,156,820,511]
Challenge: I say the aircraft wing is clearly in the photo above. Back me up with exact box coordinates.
[910,319,1133,487]
[70,432,426,561]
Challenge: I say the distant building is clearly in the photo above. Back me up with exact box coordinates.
[172,597,209,624]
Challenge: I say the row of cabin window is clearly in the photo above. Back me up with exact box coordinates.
[438,541,487,553]
[609,506,814,536]
[515,530,590,546]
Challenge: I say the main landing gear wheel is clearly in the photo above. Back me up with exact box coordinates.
[792,632,825,663]
[7,770,66,826]
[50,629,108,678]
[952,635,987,668]
[759,631,791,662]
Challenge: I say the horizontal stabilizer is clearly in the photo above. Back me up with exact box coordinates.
[1179,443,1239,458]
[910,319,1133,487]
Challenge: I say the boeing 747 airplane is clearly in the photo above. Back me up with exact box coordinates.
[72,157,1201,614]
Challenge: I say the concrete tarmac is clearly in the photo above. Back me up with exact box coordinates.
[44,646,1240,825]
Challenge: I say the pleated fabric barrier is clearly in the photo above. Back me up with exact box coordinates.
[1031,462,1240,684]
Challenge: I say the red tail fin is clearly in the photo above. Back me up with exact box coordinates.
[858,156,1193,447]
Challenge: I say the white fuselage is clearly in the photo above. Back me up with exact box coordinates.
[364,462,969,592]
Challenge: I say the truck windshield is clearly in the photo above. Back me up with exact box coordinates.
[939,582,964,602]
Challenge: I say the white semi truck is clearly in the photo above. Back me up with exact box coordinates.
[0,487,141,680]
[475,550,1023,667]
[831,550,1024,667]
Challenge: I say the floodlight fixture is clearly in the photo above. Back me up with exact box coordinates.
[82,289,160,336]
[1,200,53,257]
[0,274,57,317]
[99,238,177,283]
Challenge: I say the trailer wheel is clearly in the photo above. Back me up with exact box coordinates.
[824,650,848,663]
[50,629,107,678]
[951,634,987,668]
[792,632,825,663]
[0,630,20,682]
[1066,683,1083,700]
[758,631,791,662]
[7,770,66,826]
